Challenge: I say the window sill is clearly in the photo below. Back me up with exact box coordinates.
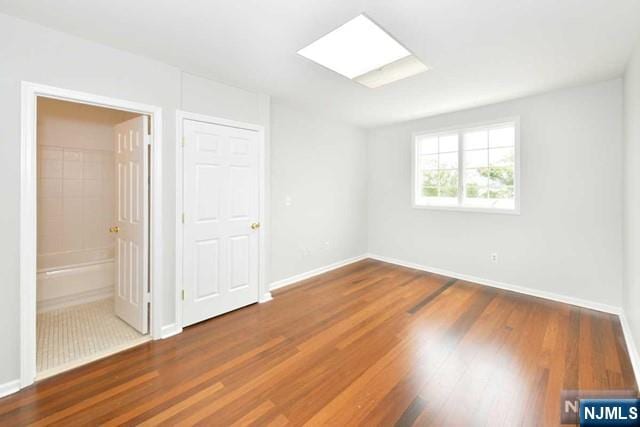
[411,203,521,215]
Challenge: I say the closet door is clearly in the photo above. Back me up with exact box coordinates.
[113,116,149,334]
[182,119,261,327]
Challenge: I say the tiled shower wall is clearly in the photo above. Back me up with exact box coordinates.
[36,98,138,268]
[37,146,115,258]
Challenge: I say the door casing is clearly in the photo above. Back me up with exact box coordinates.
[175,110,271,330]
[19,82,164,388]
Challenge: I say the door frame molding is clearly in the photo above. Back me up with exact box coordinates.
[175,110,271,331]
[20,81,164,388]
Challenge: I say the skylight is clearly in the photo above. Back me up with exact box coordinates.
[297,14,428,87]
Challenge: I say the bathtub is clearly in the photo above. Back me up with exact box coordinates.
[37,248,115,312]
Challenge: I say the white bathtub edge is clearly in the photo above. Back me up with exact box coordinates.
[38,286,114,313]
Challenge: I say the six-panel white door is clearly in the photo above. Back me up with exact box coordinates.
[114,116,149,334]
[182,119,261,327]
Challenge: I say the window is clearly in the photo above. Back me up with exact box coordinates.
[413,119,519,213]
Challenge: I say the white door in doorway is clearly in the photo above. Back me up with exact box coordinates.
[182,119,261,327]
[113,116,149,334]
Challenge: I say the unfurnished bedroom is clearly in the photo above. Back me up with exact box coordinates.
[0,1,639,426]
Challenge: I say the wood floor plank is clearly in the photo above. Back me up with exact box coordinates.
[0,259,636,426]
[29,371,159,426]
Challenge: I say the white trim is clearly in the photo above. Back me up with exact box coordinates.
[20,82,164,389]
[269,254,368,291]
[0,380,21,399]
[37,287,113,313]
[412,116,521,215]
[366,253,622,315]
[160,323,183,339]
[35,336,151,382]
[175,110,269,328]
[619,311,640,384]
[258,94,272,304]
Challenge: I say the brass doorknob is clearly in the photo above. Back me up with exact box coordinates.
[109,226,120,233]
[250,222,260,230]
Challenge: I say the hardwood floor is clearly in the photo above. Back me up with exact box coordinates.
[0,259,637,426]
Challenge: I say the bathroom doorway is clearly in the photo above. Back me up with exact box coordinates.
[34,98,150,379]
[20,83,164,387]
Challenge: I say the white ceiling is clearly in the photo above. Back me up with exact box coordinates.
[2,0,640,128]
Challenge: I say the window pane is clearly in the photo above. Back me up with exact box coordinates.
[439,152,458,169]
[465,149,488,168]
[422,186,438,197]
[489,126,515,148]
[465,185,488,199]
[438,170,459,188]
[488,185,514,199]
[491,198,516,209]
[487,166,514,187]
[439,134,458,152]
[440,186,458,197]
[419,137,438,154]
[464,168,488,186]
[464,130,487,150]
[464,168,488,199]
[422,170,440,187]
[489,147,514,167]
[421,154,438,170]
[416,133,459,204]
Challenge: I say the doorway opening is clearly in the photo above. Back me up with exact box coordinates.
[19,82,164,389]
[34,98,151,379]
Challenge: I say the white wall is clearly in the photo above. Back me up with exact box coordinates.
[270,104,368,283]
[367,79,624,308]
[623,41,640,355]
[0,13,271,386]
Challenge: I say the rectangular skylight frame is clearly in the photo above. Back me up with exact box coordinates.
[297,14,424,85]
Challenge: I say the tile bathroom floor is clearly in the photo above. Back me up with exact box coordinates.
[36,298,149,379]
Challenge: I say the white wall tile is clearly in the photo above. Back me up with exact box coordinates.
[83,179,101,197]
[63,180,83,199]
[38,179,62,198]
[39,147,63,160]
[40,159,63,178]
[63,161,82,179]
[39,145,116,255]
[82,161,101,180]
[63,150,83,161]
[38,198,63,219]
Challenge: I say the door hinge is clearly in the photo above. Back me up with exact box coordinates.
[144,291,151,304]
[181,289,185,301]
[147,116,152,136]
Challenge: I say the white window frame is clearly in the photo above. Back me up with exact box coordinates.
[412,117,521,214]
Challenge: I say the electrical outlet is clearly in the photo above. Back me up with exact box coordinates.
[490,253,498,263]
[284,196,292,206]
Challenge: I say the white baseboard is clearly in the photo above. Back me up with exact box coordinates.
[366,253,621,315]
[259,292,273,303]
[160,323,182,339]
[0,379,20,399]
[619,311,640,384]
[367,253,639,382]
[269,254,368,292]
[37,286,113,313]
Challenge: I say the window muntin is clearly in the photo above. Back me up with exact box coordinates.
[414,120,518,212]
